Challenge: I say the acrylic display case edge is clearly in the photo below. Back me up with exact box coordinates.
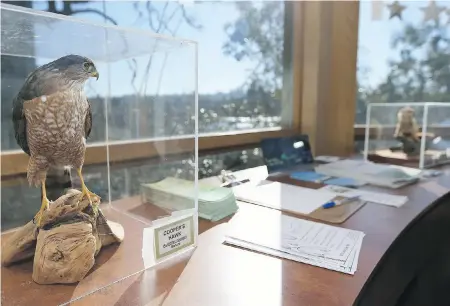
[0,2,198,62]
[1,3,199,305]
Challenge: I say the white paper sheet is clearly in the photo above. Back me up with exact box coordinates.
[224,209,365,275]
[319,185,408,207]
[232,182,337,215]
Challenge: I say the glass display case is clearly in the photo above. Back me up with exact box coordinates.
[1,3,198,305]
[363,102,450,169]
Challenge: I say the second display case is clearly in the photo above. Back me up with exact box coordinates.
[363,102,450,169]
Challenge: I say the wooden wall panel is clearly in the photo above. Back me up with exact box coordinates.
[300,1,360,156]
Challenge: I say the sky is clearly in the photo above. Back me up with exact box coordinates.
[27,0,254,97]
[357,0,450,88]
[7,0,450,96]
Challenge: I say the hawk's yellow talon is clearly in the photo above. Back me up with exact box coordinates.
[34,187,50,228]
[79,185,99,205]
[77,168,99,207]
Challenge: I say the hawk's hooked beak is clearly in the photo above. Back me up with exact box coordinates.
[88,66,99,80]
[90,70,99,81]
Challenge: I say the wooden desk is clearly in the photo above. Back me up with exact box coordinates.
[162,167,450,306]
[3,165,450,306]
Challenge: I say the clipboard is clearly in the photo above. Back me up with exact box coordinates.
[265,175,366,224]
[307,199,366,224]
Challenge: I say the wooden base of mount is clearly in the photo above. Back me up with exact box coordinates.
[1,189,124,285]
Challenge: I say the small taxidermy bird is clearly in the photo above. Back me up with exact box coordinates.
[12,54,100,227]
[393,106,419,142]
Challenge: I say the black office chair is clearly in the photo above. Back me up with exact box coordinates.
[353,191,450,306]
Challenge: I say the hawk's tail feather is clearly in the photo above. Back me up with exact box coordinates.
[44,165,73,201]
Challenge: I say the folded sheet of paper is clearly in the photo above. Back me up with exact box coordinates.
[319,185,408,208]
[224,208,365,275]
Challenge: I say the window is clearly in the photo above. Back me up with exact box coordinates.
[355,0,450,150]
[1,1,294,148]
[1,1,295,229]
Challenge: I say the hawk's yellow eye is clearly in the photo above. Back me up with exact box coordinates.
[83,62,90,70]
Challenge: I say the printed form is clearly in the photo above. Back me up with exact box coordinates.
[225,208,365,275]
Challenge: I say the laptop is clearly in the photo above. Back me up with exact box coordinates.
[259,135,366,187]
[260,134,315,177]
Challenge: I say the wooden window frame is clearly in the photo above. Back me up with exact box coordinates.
[2,1,361,177]
[296,1,359,157]
[2,128,297,177]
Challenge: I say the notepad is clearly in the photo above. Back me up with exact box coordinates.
[141,177,238,222]
[224,208,365,274]
[232,181,337,215]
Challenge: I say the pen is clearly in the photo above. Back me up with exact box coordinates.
[221,179,250,188]
[322,195,360,209]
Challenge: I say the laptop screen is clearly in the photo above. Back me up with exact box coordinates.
[260,135,314,173]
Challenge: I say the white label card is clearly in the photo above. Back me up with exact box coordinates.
[153,215,195,261]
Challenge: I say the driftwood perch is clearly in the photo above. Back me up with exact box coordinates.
[1,189,124,285]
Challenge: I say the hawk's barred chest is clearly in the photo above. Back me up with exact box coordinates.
[23,89,89,166]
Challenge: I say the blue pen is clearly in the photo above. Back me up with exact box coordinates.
[322,195,360,209]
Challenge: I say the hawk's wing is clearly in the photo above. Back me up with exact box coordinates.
[12,95,30,155]
[12,71,60,156]
[84,99,92,139]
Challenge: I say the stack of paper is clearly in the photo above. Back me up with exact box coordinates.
[225,208,365,275]
[141,177,238,222]
[315,159,421,188]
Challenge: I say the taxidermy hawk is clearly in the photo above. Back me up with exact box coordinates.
[12,54,100,227]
